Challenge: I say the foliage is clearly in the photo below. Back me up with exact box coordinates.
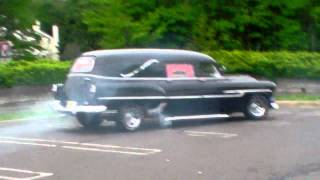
[33,0,98,59]
[0,0,40,59]
[1,51,320,88]
[0,60,71,88]
[33,0,320,53]
[207,51,320,79]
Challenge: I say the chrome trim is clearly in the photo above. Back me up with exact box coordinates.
[51,101,107,114]
[98,94,244,100]
[51,84,58,92]
[51,83,63,92]
[102,110,118,114]
[99,96,167,100]
[202,94,243,98]
[223,89,272,94]
[248,102,266,117]
[89,84,96,93]
[97,89,272,101]
[68,73,226,81]
[165,114,229,121]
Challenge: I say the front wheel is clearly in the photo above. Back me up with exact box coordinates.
[118,104,145,132]
[76,113,103,129]
[244,95,269,120]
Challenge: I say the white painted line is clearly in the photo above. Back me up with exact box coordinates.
[0,136,80,145]
[0,167,53,180]
[81,143,162,153]
[0,140,56,147]
[0,175,16,180]
[186,133,206,137]
[185,130,238,138]
[62,146,152,156]
[0,136,161,156]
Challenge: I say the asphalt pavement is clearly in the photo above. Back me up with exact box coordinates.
[0,105,319,180]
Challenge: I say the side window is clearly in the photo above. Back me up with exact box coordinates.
[196,62,221,78]
[166,64,195,78]
[121,59,166,78]
[136,63,165,77]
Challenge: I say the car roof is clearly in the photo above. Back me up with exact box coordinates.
[82,49,215,63]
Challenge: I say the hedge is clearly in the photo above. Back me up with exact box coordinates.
[0,60,71,88]
[1,51,320,88]
[207,51,320,80]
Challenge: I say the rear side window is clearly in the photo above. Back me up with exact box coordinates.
[71,56,95,73]
[166,64,195,78]
[123,60,166,78]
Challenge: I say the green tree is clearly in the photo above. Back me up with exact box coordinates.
[82,0,137,48]
[34,0,320,52]
[34,0,97,60]
[0,0,39,59]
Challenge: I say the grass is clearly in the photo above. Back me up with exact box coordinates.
[276,93,320,101]
[0,109,58,121]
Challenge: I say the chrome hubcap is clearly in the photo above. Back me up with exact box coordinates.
[248,102,266,117]
[124,113,141,129]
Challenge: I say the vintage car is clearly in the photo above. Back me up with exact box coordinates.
[52,49,279,131]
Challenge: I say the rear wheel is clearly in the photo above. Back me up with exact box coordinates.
[76,113,103,129]
[118,104,145,132]
[244,95,269,120]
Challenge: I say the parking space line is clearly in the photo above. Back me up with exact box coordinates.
[184,130,238,138]
[0,167,53,180]
[0,136,162,156]
[62,146,154,156]
[186,134,206,137]
[0,140,56,147]
[81,143,162,152]
[0,136,80,145]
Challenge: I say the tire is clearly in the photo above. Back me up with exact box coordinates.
[244,95,269,120]
[76,113,103,129]
[118,104,145,132]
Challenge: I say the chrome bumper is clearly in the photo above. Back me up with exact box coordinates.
[51,100,107,114]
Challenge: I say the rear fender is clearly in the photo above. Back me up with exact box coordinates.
[106,84,166,109]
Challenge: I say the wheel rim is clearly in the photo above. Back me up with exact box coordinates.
[248,101,266,117]
[124,112,142,129]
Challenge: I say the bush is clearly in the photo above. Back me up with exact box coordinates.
[0,60,72,88]
[1,51,320,88]
[207,51,320,80]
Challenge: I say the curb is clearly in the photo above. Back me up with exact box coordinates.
[278,100,320,106]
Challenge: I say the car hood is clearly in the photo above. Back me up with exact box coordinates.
[224,75,258,82]
[217,74,276,91]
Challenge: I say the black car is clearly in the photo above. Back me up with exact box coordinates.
[52,49,279,131]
